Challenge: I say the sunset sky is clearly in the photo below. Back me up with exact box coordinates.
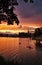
[0,0,42,33]
[15,0,42,27]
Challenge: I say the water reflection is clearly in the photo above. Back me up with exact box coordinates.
[0,37,42,65]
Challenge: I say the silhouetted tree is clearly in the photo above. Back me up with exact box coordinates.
[0,0,19,25]
[0,0,34,25]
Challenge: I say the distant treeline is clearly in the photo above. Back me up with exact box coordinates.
[0,32,32,38]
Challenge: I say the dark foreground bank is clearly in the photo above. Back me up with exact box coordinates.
[0,56,20,65]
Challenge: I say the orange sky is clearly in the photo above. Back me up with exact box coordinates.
[0,17,42,33]
[0,21,41,33]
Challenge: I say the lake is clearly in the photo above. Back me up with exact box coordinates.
[0,37,42,65]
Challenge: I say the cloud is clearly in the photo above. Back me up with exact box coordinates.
[16,0,42,19]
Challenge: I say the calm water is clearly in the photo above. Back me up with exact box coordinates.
[0,37,42,65]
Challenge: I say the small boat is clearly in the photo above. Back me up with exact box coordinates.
[19,42,21,45]
[26,46,33,49]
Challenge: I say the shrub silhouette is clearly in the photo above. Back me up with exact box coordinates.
[34,28,41,37]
